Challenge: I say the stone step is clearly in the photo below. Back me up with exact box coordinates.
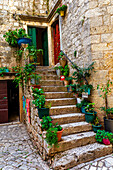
[45,98,76,106]
[37,69,56,75]
[62,122,92,136]
[50,105,77,115]
[51,113,85,125]
[45,92,73,99]
[40,80,63,86]
[45,131,96,155]
[40,74,59,80]
[52,143,112,170]
[42,86,67,92]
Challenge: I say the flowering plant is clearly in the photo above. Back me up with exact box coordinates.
[56,5,67,14]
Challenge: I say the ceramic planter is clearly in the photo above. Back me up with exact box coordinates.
[85,111,97,123]
[37,108,49,119]
[60,58,66,67]
[17,38,32,46]
[60,11,64,17]
[57,128,64,142]
[81,106,86,114]
[92,124,102,133]
[104,117,113,133]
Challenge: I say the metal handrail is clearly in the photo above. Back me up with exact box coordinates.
[60,50,88,84]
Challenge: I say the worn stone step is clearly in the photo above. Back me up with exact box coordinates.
[45,98,76,106]
[52,143,112,170]
[37,69,56,75]
[42,86,67,92]
[40,80,63,86]
[40,74,59,80]
[45,131,96,155]
[51,113,85,125]
[45,92,73,99]
[62,122,92,136]
[50,105,77,115]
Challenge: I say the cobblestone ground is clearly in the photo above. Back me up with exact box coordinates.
[0,123,113,170]
[0,123,50,170]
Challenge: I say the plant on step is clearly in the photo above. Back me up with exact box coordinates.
[46,127,58,147]
[54,123,62,131]
[30,73,41,85]
[92,117,102,133]
[40,116,53,131]
[32,87,44,99]
[0,67,10,77]
[3,28,31,47]
[59,65,69,77]
[95,130,113,144]
[58,52,67,67]
[56,5,67,14]
[32,94,45,108]
[14,49,23,62]
[76,99,89,111]
[85,103,95,113]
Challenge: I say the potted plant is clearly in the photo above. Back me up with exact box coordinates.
[76,99,89,113]
[3,28,31,47]
[30,73,41,89]
[85,103,97,123]
[40,116,53,131]
[95,130,113,145]
[54,123,64,142]
[97,80,113,133]
[59,65,69,81]
[58,52,67,68]
[0,67,10,77]
[56,5,67,17]
[92,117,102,133]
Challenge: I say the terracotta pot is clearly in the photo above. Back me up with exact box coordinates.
[60,58,67,67]
[64,80,69,86]
[103,138,110,145]
[57,128,64,142]
[32,84,41,89]
[60,11,64,17]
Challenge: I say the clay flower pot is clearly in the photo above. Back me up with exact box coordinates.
[103,138,110,145]
[57,128,64,142]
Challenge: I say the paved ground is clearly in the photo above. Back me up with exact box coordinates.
[0,123,50,170]
[0,123,113,170]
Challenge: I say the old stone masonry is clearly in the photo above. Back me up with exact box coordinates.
[0,123,113,170]
[0,123,50,170]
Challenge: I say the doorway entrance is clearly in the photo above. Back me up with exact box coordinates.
[0,80,19,123]
[52,20,60,65]
[28,26,49,66]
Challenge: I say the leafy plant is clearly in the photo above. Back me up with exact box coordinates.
[30,73,41,85]
[76,99,89,108]
[54,123,62,131]
[32,88,44,99]
[97,80,113,118]
[95,130,113,144]
[56,5,67,14]
[46,127,58,147]
[58,51,66,60]
[40,116,53,130]
[85,103,95,113]
[74,50,77,57]
[32,95,45,108]
[58,65,69,77]
[92,117,100,126]
[0,67,10,77]
[3,28,31,47]
[14,49,23,62]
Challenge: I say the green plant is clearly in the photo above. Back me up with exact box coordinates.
[32,88,44,99]
[85,103,95,113]
[54,123,62,131]
[76,99,89,108]
[46,127,58,147]
[3,28,31,47]
[14,49,23,62]
[56,5,67,14]
[0,67,10,77]
[97,80,113,118]
[30,73,41,85]
[32,95,45,108]
[58,65,69,77]
[58,51,66,60]
[92,117,100,126]
[13,66,24,87]
[40,116,53,130]
[74,50,77,57]
[95,130,113,144]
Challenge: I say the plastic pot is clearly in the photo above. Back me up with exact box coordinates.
[37,108,49,119]
[85,111,97,123]
[17,38,32,46]
[104,117,113,133]
[81,106,86,114]
[92,124,102,133]
[57,128,64,142]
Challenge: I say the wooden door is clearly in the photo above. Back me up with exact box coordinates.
[42,29,49,66]
[53,22,60,65]
[0,81,8,123]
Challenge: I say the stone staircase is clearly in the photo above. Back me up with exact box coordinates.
[37,66,112,170]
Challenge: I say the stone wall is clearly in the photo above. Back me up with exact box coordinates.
[0,0,47,68]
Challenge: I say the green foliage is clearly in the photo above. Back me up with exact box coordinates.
[3,28,31,47]
[13,66,24,87]
[92,117,100,126]
[46,127,58,147]
[32,94,45,108]
[14,49,23,62]
[85,103,95,113]
[32,88,44,99]
[30,73,41,85]
[54,123,62,131]
[40,116,53,130]
[100,107,113,115]
[76,99,89,108]
[56,5,67,14]
[95,130,113,144]
[58,65,69,77]
[58,51,65,60]
[74,50,77,57]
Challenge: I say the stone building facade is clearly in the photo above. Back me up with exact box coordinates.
[1,0,113,121]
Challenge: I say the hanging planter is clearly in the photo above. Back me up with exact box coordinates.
[56,5,67,17]
[17,38,32,46]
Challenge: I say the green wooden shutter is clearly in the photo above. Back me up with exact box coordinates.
[42,29,49,66]
[28,27,37,48]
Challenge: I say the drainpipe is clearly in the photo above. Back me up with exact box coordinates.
[59,15,63,50]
